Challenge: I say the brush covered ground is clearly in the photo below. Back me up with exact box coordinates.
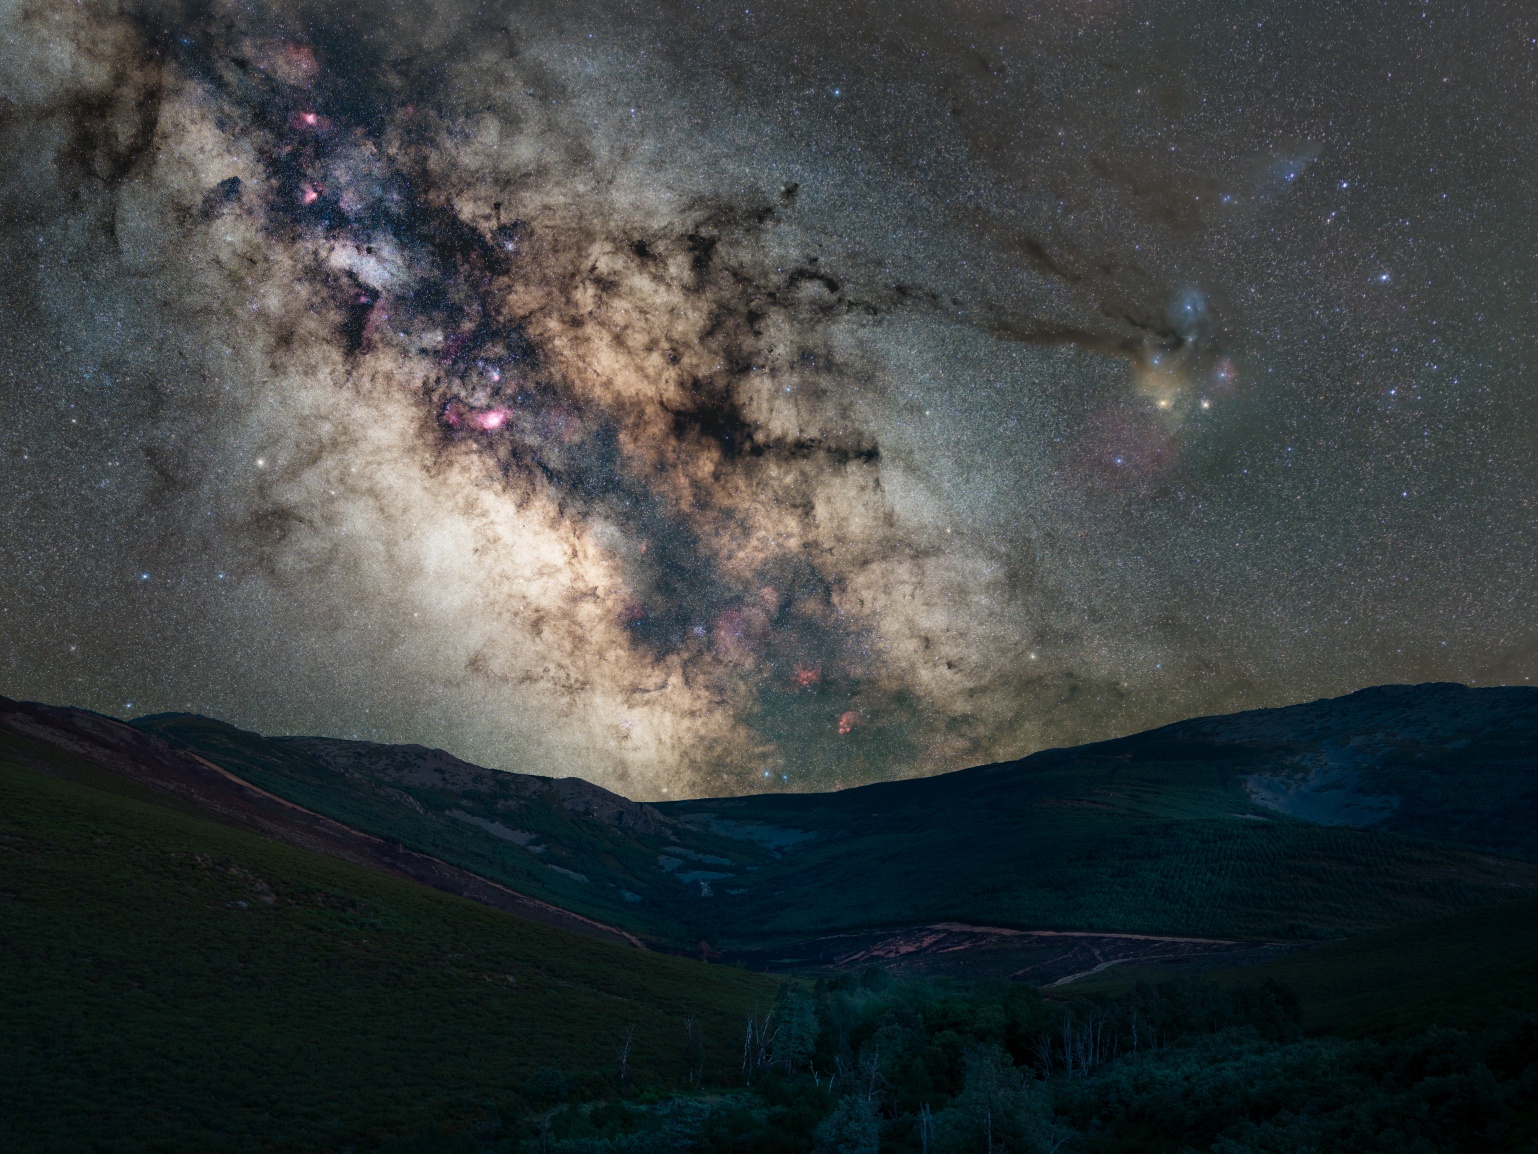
[416,895,1538,1153]
[4,687,1538,1151]
[134,684,1538,955]
[0,729,775,1153]
[372,909,1538,1154]
[1070,893,1538,1033]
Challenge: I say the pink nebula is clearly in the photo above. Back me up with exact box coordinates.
[289,110,331,132]
[283,44,318,78]
[467,408,510,431]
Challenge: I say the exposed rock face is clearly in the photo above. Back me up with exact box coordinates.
[549,777,674,838]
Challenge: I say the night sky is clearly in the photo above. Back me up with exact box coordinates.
[3,0,1536,799]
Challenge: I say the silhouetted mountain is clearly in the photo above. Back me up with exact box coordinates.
[1165,682,1538,853]
[0,698,641,944]
[8,683,1538,973]
[122,711,774,948]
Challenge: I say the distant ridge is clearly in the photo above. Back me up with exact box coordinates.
[8,683,1538,973]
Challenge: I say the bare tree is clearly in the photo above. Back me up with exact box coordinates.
[618,1025,634,1088]
[862,1045,881,1102]
[741,1009,777,1085]
[1032,1030,1056,1078]
[683,1015,705,1088]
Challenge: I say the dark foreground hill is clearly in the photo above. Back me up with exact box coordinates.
[0,719,773,1152]
[121,684,1538,960]
[1072,893,1538,1031]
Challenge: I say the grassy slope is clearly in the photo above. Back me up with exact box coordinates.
[672,744,1538,946]
[1068,895,1538,1034]
[1241,896,1538,1032]
[1363,731,1538,858]
[135,714,1538,951]
[0,734,775,1153]
[131,714,771,947]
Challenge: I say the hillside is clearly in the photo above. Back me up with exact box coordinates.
[125,709,774,948]
[115,684,1538,960]
[664,727,1538,948]
[5,687,1538,1152]
[1167,682,1538,854]
[1227,894,1538,1033]
[0,724,775,1152]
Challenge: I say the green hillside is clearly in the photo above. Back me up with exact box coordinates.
[665,741,1538,946]
[131,712,775,947]
[134,705,1538,956]
[1229,896,1538,1033]
[0,732,775,1153]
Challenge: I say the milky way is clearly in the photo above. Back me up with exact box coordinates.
[3,0,1537,798]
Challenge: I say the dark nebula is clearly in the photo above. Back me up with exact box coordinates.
[3,0,1536,797]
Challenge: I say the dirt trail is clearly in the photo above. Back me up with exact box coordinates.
[726,922,1296,984]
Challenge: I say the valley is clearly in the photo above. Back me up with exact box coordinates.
[4,683,1537,1151]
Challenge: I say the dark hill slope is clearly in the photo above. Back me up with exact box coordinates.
[1068,894,1538,1034]
[1166,682,1538,854]
[125,685,1538,954]
[1,697,641,945]
[0,720,773,1153]
[659,683,1538,946]
[128,710,777,947]
[663,717,1538,948]
[1234,894,1538,1032]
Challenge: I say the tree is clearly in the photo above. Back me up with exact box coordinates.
[742,1008,775,1085]
[683,1016,705,1088]
[772,983,821,1074]
[618,1024,634,1088]
[932,1045,1065,1154]
[814,1094,880,1154]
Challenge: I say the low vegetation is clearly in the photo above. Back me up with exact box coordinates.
[7,689,1538,1151]
[135,713,1538,954]
[452,965,1538,1152]
[0,740,773,1152]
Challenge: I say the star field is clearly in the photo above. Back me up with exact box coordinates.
[2,0,1535,799]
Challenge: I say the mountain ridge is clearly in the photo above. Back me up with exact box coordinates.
[9,682,1538,967]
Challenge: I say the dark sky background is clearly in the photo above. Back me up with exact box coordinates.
[3,0,1536,799]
